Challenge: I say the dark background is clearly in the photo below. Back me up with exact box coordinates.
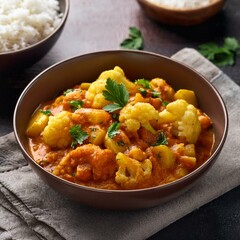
[1,0,240,239]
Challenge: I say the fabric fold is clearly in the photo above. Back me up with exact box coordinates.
[0,132,27,173]
[0,169,66,240]
[0,48,240,240]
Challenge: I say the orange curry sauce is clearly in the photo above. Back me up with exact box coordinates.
[27,69,214,190]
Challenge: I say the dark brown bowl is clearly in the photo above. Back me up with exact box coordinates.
[13,50,228,210]
[0,0,70,73]
[137,0,226,26]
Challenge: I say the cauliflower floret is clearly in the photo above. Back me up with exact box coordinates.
[43,111,73,149]
[85,66,137,108]
[85,79,109,108]
[166,99,201,144]
[97,66,137,94]
[119,102,159,134]
[150,78,175,101]
[115,152,152,189]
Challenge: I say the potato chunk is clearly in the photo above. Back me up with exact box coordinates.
[151,145,175,169]
[174,89,198,107]
[26,110,49,137]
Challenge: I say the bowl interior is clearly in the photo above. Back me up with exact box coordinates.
[13,50,228,209]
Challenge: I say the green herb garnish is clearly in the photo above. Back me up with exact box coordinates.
[117,141,125,146]
[112,113,119,120]
[69,100,84,110]
[135,78,151,89]
[151,90,161,99]
[198,37,240,67]
[107,122,120,139]
[135,79,162,99]
[153,131,168,146]
[40,109,52,116]
[103,78,129,112]
[120,26,143,50]
[162,101,169,107]
[138,88,147,96]
[69,125,89,148]
[63,89,74,96]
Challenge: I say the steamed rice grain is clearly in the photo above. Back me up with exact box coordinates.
[148,0,211,9]
[0,0,62,53]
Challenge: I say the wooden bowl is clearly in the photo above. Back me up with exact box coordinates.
[13,50,228,210]
[137,0,226,26]
[0,0,70,73]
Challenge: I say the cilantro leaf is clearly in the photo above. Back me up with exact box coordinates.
[162,101,169,107]
[103,104,122,113]
[117,141,125,146]
[138,88,147,96]
[153,131,168,146]
[40,109,52,116]
[63,89,74,96]
[198,37,240,67]
[135,78,151,89]
[120,26,143,50]
[102,78,129,112]
[223,37,240,52]
[151,90,161,99]
[69,100,84,110]
[107,122,120,139]
[135,78,162,99]
[69,125,89,148]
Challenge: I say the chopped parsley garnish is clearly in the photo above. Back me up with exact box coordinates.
[138,88,147,96]
[198,37,240,67]
[135,79,151,89]
[63,89,74,96]
[102,78,129,112]
[107,122,120,139]
[112,113,119,120]
[153,131,168,146]
[135,78,162,99]
[69,100,84,110]
[40,109,52,116]
[151,90,161,99]
[162,101,169,107]
[69,125,89,148]
[120,26,143,50]
[117,141,125,146]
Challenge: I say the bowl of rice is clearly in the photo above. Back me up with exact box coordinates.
[0,0,70,72]
[137,0,226,26]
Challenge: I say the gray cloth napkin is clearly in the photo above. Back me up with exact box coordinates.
[1,48,240,240]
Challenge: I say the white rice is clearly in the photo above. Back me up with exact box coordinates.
[0,0,62,52]
[148,0,211,9]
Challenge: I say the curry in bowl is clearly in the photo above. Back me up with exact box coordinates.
[26,66,214,190]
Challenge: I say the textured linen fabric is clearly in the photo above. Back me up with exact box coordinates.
[0,48,240,240]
